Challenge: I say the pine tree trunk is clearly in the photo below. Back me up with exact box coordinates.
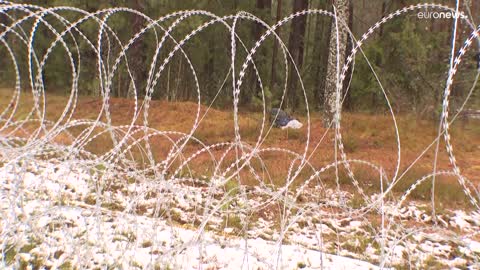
[243,0,271,106]
[313,0,333,110]
[323,0,350,125]
[128,0,147,98]
[342,0,354,111]
[270,0,282,94]
[286,0,308,112]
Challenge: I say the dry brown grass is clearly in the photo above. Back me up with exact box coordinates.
[1,89,479,206]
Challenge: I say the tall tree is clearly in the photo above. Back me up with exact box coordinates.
[342,0,354,110]
[286,0,309,111]
[127,0,147,98]
[323,0,350,125]
[313,0,333,110]
[243,0,272,106]
[269,0,282,95]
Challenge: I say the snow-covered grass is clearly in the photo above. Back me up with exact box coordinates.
[0,160,388,270]
[1,158,479,269]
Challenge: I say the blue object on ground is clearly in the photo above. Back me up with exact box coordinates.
[270,108,293,128]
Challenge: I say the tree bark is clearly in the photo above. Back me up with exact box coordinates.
[243,0,272,106]
[286,0,309,112]
[313,0,332,110]
[269,0,282,95]
[127,0,147,98]
[323,0,350,125]
[342,0,354,111]
[378,0,388,38]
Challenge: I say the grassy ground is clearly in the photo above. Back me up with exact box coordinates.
[1,89,479,208]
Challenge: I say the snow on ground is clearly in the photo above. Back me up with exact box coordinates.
[0,160,385,269]
[0,159,479,269]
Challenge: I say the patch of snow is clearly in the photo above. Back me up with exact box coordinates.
[280,119,303,129]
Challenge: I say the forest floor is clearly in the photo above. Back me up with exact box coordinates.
[1,89,480,269]
[2,90,479,206]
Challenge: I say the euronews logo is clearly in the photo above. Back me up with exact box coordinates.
[417,11,468,20]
